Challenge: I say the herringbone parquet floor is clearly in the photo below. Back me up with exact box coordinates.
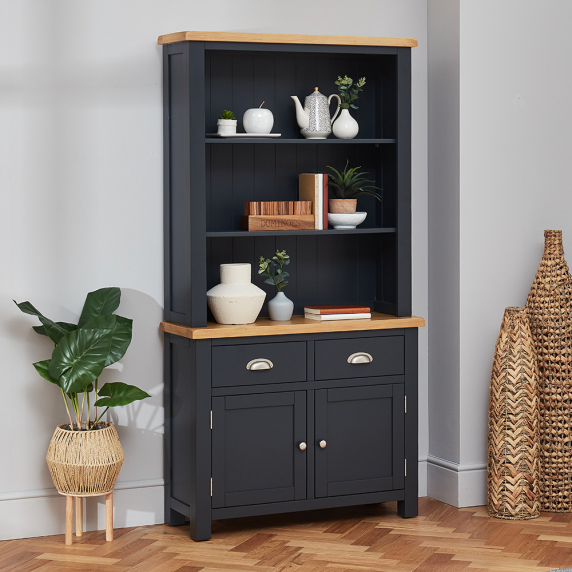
[2,498,572,572]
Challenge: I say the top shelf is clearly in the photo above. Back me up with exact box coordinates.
[158,31,418,48]
[206,138,395,145]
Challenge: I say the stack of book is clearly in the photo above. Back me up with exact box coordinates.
[304,305,372,321]
[241,201,314,231]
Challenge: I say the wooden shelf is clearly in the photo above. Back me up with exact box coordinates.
[158,31,418,48]
[207,227,396,238]
[205,138,396,145]
[160,312,425,340]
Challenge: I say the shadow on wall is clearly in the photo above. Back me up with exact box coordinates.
[98,288,165,484]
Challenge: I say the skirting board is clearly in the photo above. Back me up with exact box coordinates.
[427,455,486,507]
[0,479,164,541]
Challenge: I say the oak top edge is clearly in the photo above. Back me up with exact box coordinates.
[160,313,425,340]
[158,31,418,48]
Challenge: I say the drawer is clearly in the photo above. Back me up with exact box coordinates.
[212,342,306,387]
[314,336,404,381]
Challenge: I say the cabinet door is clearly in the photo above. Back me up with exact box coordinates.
[212,391,306,508]
[315,384,404,498]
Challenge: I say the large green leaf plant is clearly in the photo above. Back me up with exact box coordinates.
[14,288,150,431]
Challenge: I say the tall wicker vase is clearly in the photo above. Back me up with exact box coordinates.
[488,307,541,519]
[46,422,125,496]
[526,230,572,511]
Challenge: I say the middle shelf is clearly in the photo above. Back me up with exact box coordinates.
[206,138,396,145]
[206,227,397,237]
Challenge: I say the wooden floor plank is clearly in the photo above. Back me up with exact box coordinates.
[3,498,572,571]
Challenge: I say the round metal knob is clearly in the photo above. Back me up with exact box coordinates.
[298,442,307,451]
[319,440,327,449]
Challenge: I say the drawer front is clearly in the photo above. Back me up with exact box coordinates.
[314,336,404,381]
[212,342,306,387]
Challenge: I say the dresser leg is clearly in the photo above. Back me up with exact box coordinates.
[189,512,211,541]
[167,508,186,526]
[397,497,418,518]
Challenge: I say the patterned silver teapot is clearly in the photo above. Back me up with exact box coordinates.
[291,87,341,139]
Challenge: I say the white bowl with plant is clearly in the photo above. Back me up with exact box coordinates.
[327,160,382,218]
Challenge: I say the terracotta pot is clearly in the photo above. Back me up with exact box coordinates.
[329,199,357,214]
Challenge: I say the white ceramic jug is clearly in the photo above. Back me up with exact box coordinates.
[291,88,341,139]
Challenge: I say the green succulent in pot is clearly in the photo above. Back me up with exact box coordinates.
[327,160,382,215]
[14,287,150,431]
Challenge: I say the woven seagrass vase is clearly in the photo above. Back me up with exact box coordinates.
[46,422,124,496]
[526,230,572,512]
[488,307,540,520]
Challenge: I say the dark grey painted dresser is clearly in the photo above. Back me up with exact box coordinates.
[158,30,423,541]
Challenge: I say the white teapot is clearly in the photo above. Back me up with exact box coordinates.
[291,87,341,139]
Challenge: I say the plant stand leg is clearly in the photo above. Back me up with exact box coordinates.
[75,497,83,537]
[65,496,73,545]
[105,492,113,541]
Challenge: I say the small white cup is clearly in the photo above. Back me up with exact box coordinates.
[243,108,274,134]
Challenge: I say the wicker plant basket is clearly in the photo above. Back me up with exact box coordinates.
[46,422,124,496]
[526,230,572,512]
[488,307,541,520]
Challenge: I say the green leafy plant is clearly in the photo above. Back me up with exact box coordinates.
[326,161,382,201]
[258,250,290,292]
[218,110,236,120]
[14,288,150,431]
[334,75,366,109]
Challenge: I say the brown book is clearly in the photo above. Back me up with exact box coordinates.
[304,304,372,315]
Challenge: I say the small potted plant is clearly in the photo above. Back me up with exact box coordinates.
[258,250,294,321]
[327,160,381,213]
[217,110,237,135]
[332,75,366,139]
[14,287,150,496]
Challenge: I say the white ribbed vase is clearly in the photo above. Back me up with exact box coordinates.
[207,263,266,324]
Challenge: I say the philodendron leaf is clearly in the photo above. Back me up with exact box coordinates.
[78,287,121,327]
[13,300,71,344]
[33,321,77,337]
[33,359,61,386]
[95,382,151,408]
[82,314,133,366]
[49,327,114,394]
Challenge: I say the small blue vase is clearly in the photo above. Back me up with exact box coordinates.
[268,291,294,321]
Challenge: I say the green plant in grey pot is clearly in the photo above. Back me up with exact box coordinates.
[258,250,294,321]
[332,75,365,139]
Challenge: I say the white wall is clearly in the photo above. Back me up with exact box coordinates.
[0,1,428,539]
[428,0,572,507]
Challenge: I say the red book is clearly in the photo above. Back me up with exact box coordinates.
[304,304,371,315]
[322,173,329,230]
